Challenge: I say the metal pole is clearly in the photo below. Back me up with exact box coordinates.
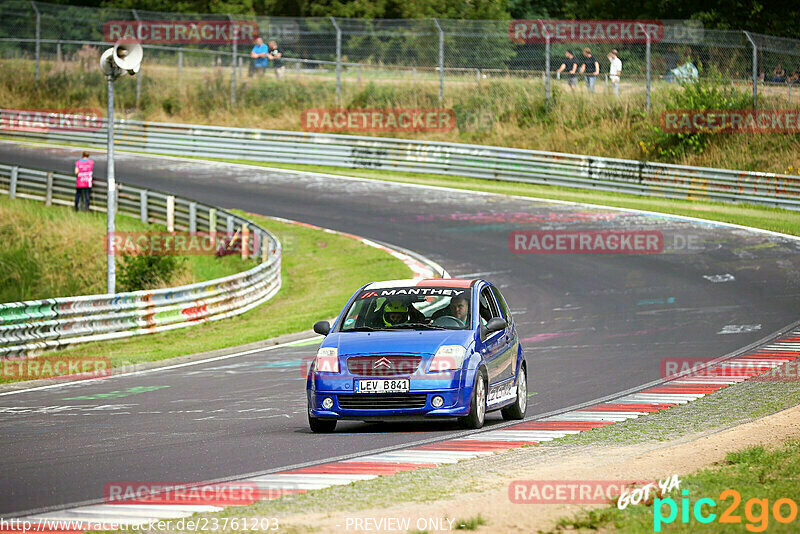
[178,50,183,79]
[744,31,758,109]
[229,14,237,108]
[9,167,18,199]
[330,17,341,100]
[106,76,116,295]
[189,201,197,233]
[140,190,148,223]
[545,32,551,106]
[646,31,651,112]
[132,10,141,109]
[45,171,53,206]
[31,1,40,83]
[433,18,444,102]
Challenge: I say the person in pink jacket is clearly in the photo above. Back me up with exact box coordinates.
[74,151,94,212]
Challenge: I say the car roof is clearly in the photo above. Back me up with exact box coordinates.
[363,278,477,290]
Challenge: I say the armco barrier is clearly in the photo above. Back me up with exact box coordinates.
[1,115,799,210]
[0,163,281,358]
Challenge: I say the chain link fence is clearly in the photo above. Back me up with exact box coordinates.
[2,1,800,111]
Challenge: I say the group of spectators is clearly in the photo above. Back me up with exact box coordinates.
[249,36,285,79]
[770,63,800,84]
[556,48,622,95]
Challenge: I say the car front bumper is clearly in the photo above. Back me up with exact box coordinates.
[308,370,474,419]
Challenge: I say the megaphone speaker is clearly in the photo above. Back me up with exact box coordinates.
[99,48,116,75]
[113,40,143,74]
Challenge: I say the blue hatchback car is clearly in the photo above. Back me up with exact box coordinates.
[306,278,527,432]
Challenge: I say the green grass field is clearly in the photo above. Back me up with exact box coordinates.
[0,195,249,302]
[556,440,800,533]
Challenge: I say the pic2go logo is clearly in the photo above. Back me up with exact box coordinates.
[654,489,798,532]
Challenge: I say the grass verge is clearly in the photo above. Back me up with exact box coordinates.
[0,195,248,302]
[0,212,411,384]
[555,440,800,533]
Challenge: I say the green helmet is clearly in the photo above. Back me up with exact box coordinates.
[383,300,409,326]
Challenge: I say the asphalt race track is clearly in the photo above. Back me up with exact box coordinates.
[1,142,799,516]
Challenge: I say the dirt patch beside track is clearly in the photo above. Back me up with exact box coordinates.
[277,402,800,533]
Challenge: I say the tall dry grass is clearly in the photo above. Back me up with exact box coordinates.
[1,58,798,174]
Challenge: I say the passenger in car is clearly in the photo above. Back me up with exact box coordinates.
[432,297,470,323]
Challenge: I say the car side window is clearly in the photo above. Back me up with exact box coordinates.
[347,300,365,328]
[491,286,512,323]
[479,287,501,327]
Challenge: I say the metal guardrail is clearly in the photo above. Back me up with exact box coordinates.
[0,163,282,358]
[2,115,799,210]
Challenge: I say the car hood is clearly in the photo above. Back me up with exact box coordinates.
[325,330,473,355]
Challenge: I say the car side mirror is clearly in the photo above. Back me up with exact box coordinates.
[313,320,330,336]
[480,317,507,338]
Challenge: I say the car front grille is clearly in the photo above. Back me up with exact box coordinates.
[337,394,428,410]
[347,355,422,376]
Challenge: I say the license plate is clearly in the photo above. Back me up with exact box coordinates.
[355,379,409,393]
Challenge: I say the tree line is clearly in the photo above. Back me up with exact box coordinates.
[38,0,800,39]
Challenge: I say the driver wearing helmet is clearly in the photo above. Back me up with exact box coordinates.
[383,300,410,327]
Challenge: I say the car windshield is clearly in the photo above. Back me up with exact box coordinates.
[340,286,472,331]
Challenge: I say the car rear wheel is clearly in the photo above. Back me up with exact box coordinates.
[502,365,527,421]
[460,372,486,429]
[308,413,337,433]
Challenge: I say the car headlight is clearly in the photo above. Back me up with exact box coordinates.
[429,345,467,372]
[315,347,339,373]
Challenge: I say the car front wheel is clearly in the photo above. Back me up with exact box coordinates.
[460,372,486,429]
[308,412,337,433]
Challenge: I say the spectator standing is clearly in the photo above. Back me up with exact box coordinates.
[579,48,600,93]
[556,50,579,91]
[74,151,93,212]
[608,49,622,96]
[250,36,269,76]
[772,64,786,83]
[792,64,800,84]
[268,40,285,80]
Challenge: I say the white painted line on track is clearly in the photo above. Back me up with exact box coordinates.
[458,430,577,440]
[540,413,638,422]
[669,379,741,384]
[248,473,378,488]
[0,336,319,397]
